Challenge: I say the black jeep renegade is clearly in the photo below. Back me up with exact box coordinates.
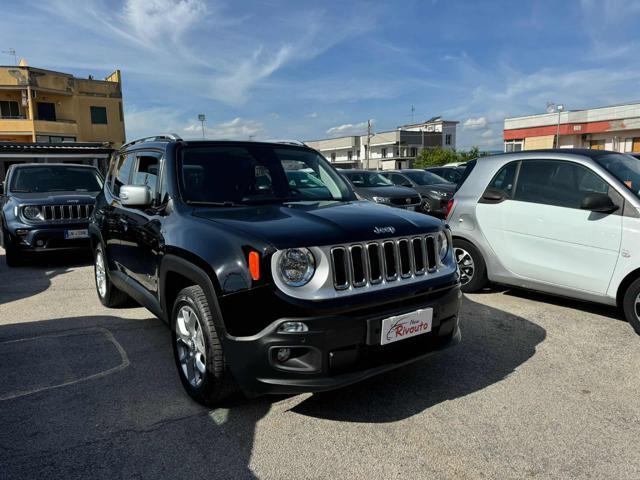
[90,135,462,405]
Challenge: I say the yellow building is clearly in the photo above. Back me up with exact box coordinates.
[0,60,125,147]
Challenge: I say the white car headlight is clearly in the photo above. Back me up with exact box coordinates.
[437,230,449,261]
[372,196,391,204]
[22,205,42,221]
[278,248,316,286]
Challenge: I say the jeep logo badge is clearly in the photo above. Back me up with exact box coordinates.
[373,226,396,235]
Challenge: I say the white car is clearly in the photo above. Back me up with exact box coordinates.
[448,149,640,334]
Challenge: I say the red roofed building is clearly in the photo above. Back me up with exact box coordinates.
[503,102,640,153]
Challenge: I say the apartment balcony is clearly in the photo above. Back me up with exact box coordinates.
[0,117,77,137]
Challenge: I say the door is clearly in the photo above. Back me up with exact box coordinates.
[103,152,136,268]
[476,159,622,294]
[117,150,164,294]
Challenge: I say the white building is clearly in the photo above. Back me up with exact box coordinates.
[504,102,640,152]
[305,117,458,170]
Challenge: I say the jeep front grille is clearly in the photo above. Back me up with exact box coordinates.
[34,204,94,222]
[330,235,438,290]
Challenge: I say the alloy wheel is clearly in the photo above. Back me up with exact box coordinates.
[454,247,475,286]
[95,250,107,298]
[175,306,207,388]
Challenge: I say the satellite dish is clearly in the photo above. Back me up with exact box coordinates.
[546,102,556,114]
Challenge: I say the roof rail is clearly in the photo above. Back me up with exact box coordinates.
[265,139,306,146]
[121,133,182,149]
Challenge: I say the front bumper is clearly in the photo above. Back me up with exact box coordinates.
[223,284,462,396]
[5,223,91,252]
[422,196,449,217]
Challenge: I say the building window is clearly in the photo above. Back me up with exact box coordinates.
[36,135,76,143]
[37,102,56,121]
[356,149,360,158]
[410,147,417,157]
[381,148,387,158]
[347,151,353,161]
[119,102,124,122]
[590,139,606,150]
[331,152,336,161]
[504,139,523,152]
[90,106,108,124]
[445,134,452,145]
[0,101,20,118]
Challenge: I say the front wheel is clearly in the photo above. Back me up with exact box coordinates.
[621,278,640,335]
[94,244,128,307]
[171,285,236,406]
[453,239,488,293]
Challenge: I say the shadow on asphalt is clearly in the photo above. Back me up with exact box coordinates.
[0,298,546,478]
[0,250,92,305]
[292,297,546,422]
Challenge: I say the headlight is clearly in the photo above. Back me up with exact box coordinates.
[278,248,316,287]
[22,205,42,221]
[437,230,449,261]
[372,196,391,204]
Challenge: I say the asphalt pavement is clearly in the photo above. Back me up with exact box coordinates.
[1,247,639,479]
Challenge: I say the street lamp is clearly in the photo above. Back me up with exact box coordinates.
[197,113,206,139]
[547,103,564,148]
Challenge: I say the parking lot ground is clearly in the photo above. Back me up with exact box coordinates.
[1,247,640,480]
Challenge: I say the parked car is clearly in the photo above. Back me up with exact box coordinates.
[340,169,422,211]
[90,135,462,405]
[0,163,103,266]
[448,148,640,334]
[380,169,455,217]
[426,165,468,185]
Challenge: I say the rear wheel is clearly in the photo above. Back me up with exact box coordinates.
[621,278,640,335]
[453,239,487,293]
[171,285,236,406]
[94,244,128,307]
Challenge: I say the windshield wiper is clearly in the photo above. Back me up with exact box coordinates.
[186,200,241,207]
[10,189,32,193]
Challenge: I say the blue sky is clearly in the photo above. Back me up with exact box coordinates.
[2,0,640,149]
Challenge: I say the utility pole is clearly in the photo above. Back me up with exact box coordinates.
[410,105,415,124]
[555,104,564,148]
[2,48,17,65]
[366,119,372,170]
[197,113,206,139]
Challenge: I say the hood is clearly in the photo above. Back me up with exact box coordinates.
[193,200,443,249]
[413,183,455,195]
[8,191,99,204]
[353,185,419,200]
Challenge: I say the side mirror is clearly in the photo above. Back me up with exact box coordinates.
[480,187,507,203]
[120,184,152,207]
[580,192,618,213]
[402,182,413,188]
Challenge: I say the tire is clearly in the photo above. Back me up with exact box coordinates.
[453,239,488,293]
[621,277,640,335]
[171,285,236,406]
[2,225,22,268]
[94,243,128,307]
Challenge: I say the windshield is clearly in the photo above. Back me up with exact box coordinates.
[9,166,103,193]
[595,153,640,199]
[179,144,353,205]
[404,170,450,186]
[342,171,394,187]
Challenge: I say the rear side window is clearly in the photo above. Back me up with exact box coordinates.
[456,159,476,191]
[514,160,611,209]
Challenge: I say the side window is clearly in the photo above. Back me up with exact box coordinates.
[111,153,135,197]
[132,151,161,202]
[487,162,518,198]
[514,160,611,209]
[391,174,410,186]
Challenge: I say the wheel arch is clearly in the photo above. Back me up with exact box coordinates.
[160,253,226,333]
[615,268,640,308]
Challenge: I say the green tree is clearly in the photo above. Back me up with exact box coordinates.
[413,146,490,168]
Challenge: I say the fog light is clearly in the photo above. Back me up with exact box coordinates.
[16,229,28,236]
[36,240,44,247]
[277,321,308,334]
[276,348,291,363]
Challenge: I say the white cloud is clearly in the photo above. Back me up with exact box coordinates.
[463,117,488,130]
[308,112,318,118]
[184,117,265,139]
[326,121,369,137]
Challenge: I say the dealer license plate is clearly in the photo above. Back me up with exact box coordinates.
[403,206,415,211]
[380,308,432,345]
[64,229,89,240]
